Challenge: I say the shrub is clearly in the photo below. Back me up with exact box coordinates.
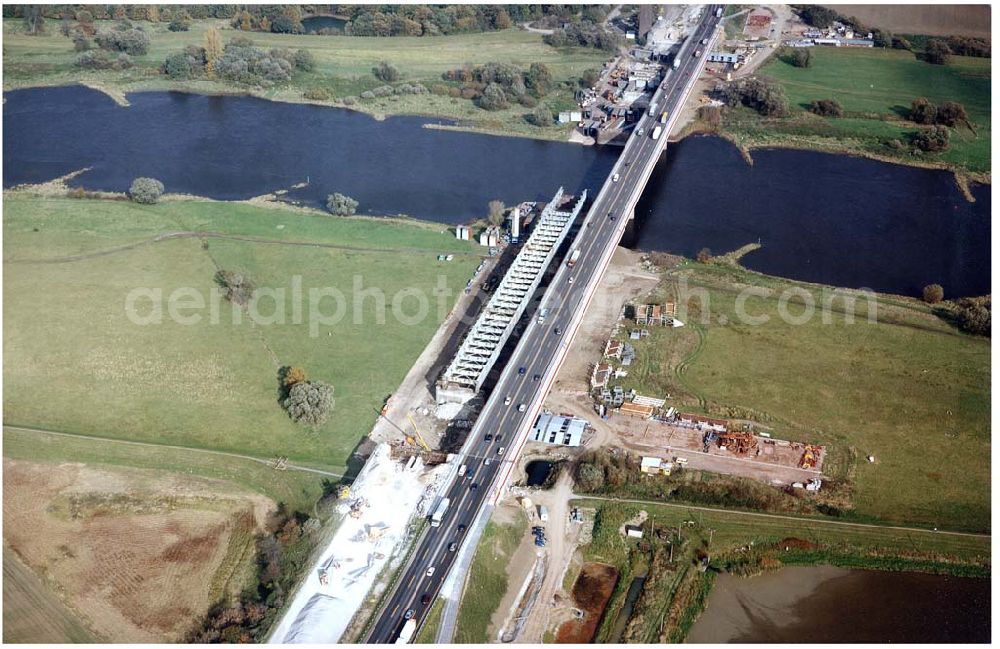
[936,101,968,128]
[809,98,843,117]
[892,36,912,50]
[342,96,356,106]
[163,52,194,79]
[168,16,190,31]
[76,50,132,70]
[527,103,553,126]
[909,97,937,125]
[721,77,788,117]
[525,62,552,96]
[304,87,331,101]
[789,47,812,68]
[326,192,359,216]
[544,20,621,51]
[476,82,508,111]
[912,125,950,152]
[128,177,164,204]
[214,43,293,86]
[293,48,315,72]
[373,60,400,82]
[696,247,713,263]
[270,15,303,34]
[796,5,839,28]
[575,462,604,491]
[72,31,91,51]
[924,38,951,65]
[922,284,944,304]
[945,36,990,58]
[360,90,375,100]
[283,381,334,426]
[215,269,256,305]
[953,296,990,336]
[95,25,149,55]
[581,68,600,87]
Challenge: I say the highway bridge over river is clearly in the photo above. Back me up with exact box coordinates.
[366,6,723,643]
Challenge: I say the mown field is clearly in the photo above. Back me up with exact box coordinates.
[3,195,479,472]
[453,517,527,643]
[724,47,991,176]
[4,456,270,642]
[3,552,95,643]
[623,261,990,532]
[2,17,608,139]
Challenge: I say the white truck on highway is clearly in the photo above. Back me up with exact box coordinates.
[672,57,680,70]
[567,248,581,268]
[651,125,663,140]
[537,307,549,324]
[395,619,417,644]
[647,102,658,116]
[430,497,450,527]
[716,7,724,17]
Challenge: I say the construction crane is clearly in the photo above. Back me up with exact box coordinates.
[406,413,432,452]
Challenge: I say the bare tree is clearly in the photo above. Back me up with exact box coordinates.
[487,200,506,227]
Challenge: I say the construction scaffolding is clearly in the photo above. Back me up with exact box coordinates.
[435,188,588,404]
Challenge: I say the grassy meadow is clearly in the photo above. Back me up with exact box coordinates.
[724,47,991,176]
[622,261,990,532]
[453,517,527,643]
[3,195,479,473]
[2,17,608,139]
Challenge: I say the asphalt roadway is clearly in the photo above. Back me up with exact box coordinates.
[366,7,722,643]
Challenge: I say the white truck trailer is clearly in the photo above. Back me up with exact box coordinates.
[395,619,417,644]
[430,497,450,527]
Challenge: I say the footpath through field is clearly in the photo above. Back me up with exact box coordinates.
[3,425,346,479]
[574,494,990,540]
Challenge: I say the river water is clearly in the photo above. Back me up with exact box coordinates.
[687,566,990,643]
[3,86,990,297]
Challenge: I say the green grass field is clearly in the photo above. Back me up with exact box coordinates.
[3,18,608,140]
[726,47,991,176]
[4,195,479,473]
[577,498,990,565]
[413,597,445,643]
[3,426,326,512]
[623,262,990,532]
[453,517,527,643]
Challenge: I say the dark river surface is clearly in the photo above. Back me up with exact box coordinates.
[3,86,990,297]
[687,566,990,644]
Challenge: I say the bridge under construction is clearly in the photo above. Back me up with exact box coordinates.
[435,188,587,405]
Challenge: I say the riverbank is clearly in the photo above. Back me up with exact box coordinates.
[571,498,990,643]
[720,46,991,182]
[3,191,479,470]
[2,17,606,144]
